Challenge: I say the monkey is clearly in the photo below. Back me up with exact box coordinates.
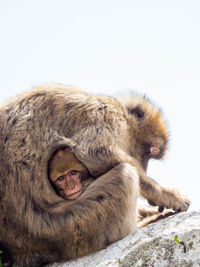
[0,84,190,266]
[48,147,94,200]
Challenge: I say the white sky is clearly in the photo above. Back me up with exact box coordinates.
[0,0,199,210]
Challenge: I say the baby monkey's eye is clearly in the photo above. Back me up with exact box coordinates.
[70,170,78,176]
[57,175,65,181]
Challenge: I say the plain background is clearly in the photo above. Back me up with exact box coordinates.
[0,0,199,210]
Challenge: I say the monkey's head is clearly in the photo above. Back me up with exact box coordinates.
[119,94,169,170]
[48,148,93,200]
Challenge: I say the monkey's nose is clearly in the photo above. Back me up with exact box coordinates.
[66,180,76,190]
[149,147,160,157]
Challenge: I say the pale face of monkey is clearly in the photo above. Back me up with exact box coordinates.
[54,169,92,200]
[49,148,94,200]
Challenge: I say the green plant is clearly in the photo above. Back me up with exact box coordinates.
[174,235,186,253]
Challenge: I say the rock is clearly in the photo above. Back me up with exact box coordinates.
[49,211,200,267]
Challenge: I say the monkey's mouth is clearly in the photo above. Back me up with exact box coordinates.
[66,188,84,200]
[144,145,161,159]
[149,146,161,158]
[142,145,161,171]
[66,179,92,200]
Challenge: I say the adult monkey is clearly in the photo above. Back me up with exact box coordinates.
[0,84,190,266]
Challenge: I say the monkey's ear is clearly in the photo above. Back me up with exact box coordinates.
[128,105,145,119]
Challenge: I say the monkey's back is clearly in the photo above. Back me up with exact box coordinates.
[0,84,131,260]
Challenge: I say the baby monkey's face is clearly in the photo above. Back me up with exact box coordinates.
[54,169,92,200]
[49,148,93,200]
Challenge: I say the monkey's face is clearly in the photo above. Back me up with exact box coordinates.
[121,95,168,170]
[53,169,92,200]
[49,148,93,200]
[137,110,168,160]
[135,111,168,170]
[134,107,168,170]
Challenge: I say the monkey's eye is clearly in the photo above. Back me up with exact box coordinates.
[57,175,65,181]
[70,170,78,176]
[129,106,145,119]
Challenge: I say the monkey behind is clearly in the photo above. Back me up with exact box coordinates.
[0,84,189,266]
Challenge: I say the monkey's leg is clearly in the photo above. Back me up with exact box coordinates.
[61,163,139,260]
[137,206,176,228]
[15,163,139,266]
[137,206,161,222]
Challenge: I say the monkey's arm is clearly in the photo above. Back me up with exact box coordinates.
[46,163,139,260]
[120,155,190,212]
[139,174,190,211]
[74,148,190,213]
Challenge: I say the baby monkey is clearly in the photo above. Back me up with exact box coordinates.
[49,148,93,200]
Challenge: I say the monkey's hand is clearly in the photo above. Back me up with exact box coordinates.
[158,187,190,212]
[140,175,190,212]
[147,188,190,212]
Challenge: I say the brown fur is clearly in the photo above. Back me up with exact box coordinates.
[49,148,174,228]
[0,84,190,266]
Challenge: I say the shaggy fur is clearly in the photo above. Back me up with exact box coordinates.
[0,84,190,266]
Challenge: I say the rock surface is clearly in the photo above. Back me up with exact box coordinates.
[50,211,200,267]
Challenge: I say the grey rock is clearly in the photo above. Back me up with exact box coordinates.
[49,211,200,267]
